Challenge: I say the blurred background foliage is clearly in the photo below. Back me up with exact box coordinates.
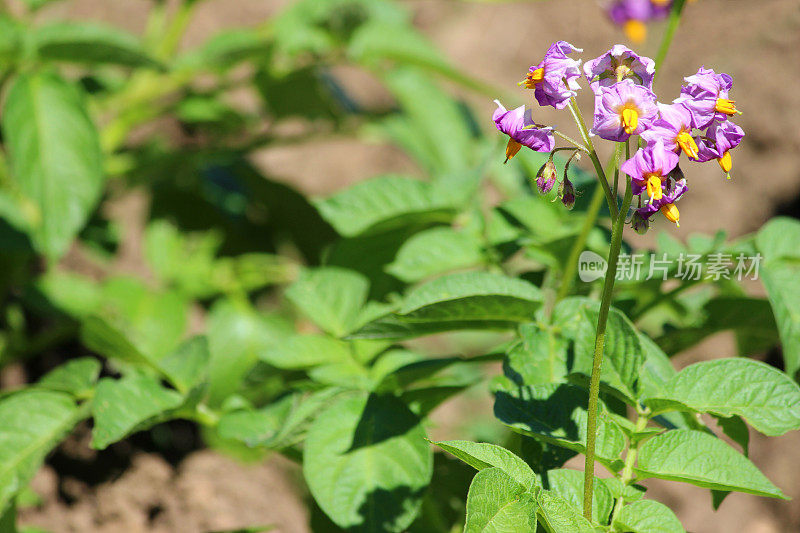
[0,0,799,532]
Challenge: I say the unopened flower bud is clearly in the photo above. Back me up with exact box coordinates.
[559,177,575,210]
[535,159,557,195]
[631,210,649,235]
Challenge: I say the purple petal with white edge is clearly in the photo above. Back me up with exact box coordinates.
[492,100,554,153]
[492,100,508,131]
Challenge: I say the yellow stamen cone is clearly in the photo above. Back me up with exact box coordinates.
[520,68,545,89]
[646,174,663,201]
[504,139,522,163]
[718,151,733,173]
[715,98,738,115]
[624,20,647,44]
[621,108,639,135]
[660,203,680,227]
[676,131,699,160]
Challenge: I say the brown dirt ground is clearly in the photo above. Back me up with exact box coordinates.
[14,0,800,532]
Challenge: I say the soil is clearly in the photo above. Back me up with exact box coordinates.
[12,0,800,532]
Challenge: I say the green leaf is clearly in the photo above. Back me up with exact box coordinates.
[463,467,538,533]
[206,300,292,407]
[378,67,476,175]
[347,314,516,341]
[537,491,602,533]
[645,359,800,436]
[37,357,101,397]
[313,175,457,237]
[303,393,432,531]
[34,270,102,317]
[505,324,569,386]
[91,375,184,450]
[0,390,81,511]
[400,271,542,320]
[33,22,162,69]
[546,469,613,525]
[716,414,749,456]
[259,334,352,370]
[572,306,644,404]
[654,297,779,358]
[80,315,157,369]
[178,28,270,69]
[634,429,786,498]
[760,263,800,377]
[493,383,625,470]
[756,217,800,264]
[351,271,542,340]
[217,389,340,449]
[348,22,495,98]
[285,267,369,337]
[100,277,188,361]
[636,334,676,400]
[385,227,484,283]
[2,72,103,259]
[20,0,64,11]
[434,440,537,489]
[614,499,684,533]
[159,336,210,394]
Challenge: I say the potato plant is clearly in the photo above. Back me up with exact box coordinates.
[0,1,798,532]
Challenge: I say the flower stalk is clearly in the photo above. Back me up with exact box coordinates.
[582,175,633,520]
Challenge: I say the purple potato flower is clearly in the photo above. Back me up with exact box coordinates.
[636,176,688,227]
[696,120,745,176]
[675,66,739,129]
[521,41,583,110]
[620,139,680,201]
[492,100,555,162]
[641,103,699,160]
[606,0,671,43]
[590,79,658,142]
[583,44,656,91]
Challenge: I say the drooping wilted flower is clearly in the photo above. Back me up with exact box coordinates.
[583,45,656,91]
[590,79,658,142]
[620,139,680,202]
[492,100,555,162]
[520,41,583,110]
[676,67,739,129]
[641,103,699,159]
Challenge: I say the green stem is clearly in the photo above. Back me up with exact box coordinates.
[582,176,633,520]
[566,98,618,221]
[653,0,688,78]
[608,414,649,529]
[156,0,198,61]
[556,144,623,302]
[554,130,589,153]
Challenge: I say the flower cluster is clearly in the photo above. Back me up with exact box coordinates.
[492,42,744,231]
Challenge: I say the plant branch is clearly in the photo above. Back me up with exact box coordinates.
[556,144,624,302]
[566,98,618,221]
[608,414,649,529]
[582,175,633,520]
[653,0,688,79]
